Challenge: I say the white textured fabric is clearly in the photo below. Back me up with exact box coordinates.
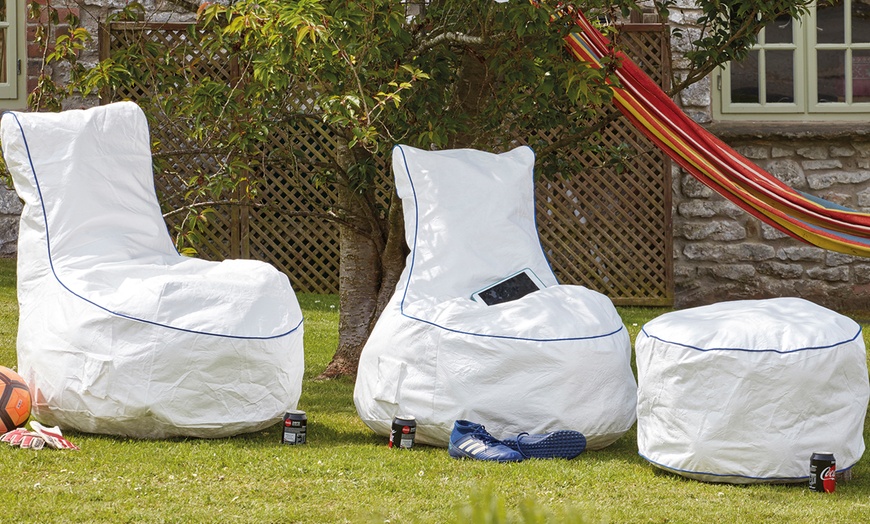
[354,144,637,448]
[1,102,304,438]
[636,297,869,483]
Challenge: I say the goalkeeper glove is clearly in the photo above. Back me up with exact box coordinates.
[0,421,79,450]
[29,421,80,450]
[0,427,45,449]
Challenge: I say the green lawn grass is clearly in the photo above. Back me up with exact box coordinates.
[1,257,869,522]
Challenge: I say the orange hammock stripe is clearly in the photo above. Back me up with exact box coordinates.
[564,13,870,257]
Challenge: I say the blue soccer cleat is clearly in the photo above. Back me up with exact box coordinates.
[448,420,524,462]
[502,430,587,459]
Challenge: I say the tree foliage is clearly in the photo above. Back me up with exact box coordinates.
[26,0,812,377]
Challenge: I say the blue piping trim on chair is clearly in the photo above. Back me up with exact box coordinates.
[4,110,303,340]
[392,144,625,342]
[525,146,561,285]
[639,326,862,354]
[638,451,857,482]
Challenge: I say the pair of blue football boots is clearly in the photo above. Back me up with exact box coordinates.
[448,420,586,462]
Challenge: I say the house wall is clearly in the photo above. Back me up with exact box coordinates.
[671,129,870,310]
[0,188,21,256]
[668,2,870,310]
[0,1,198,256]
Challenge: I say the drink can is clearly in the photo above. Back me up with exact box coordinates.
[809,452,836,492]
[388,415,417,449]
[282,410,307,445]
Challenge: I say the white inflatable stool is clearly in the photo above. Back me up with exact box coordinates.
[636,297,869,483]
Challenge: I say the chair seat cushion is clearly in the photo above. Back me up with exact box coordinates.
[356,285,637,449]
[405,284,624,340]
[636,297,869,483]
[58,257,300,338]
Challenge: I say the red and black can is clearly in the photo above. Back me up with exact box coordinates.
[809,452,836,492]
[388,415,417,449]
[282,410,307,445]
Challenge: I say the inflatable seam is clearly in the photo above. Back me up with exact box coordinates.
[639,327,862,354]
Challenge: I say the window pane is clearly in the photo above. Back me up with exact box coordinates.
[818,50,846,102]
[766,14,794,44]
[855,0,870,43]
[731,50,759,103]
[817,0,845,44]
[766,50,794,102]
[855,50,870,102]
[0,1,5,23]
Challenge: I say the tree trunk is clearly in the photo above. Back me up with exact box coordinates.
[317,150,407,380]
[319,44,489,379]
[373,192,407,319]
[316,181,381,379]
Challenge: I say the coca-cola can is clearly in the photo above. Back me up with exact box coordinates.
[809,452,836,492]
[282,410,307,445]
[388,415,417,449]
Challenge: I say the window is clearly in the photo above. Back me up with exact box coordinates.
[714,0,870,121]
[0,0,25,108]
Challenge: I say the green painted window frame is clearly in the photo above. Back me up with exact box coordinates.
[0,1,25,108]
[714,0,870,121]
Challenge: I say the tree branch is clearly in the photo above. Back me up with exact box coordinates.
[535,107,623,159]
[413,31,484,55]
[668,8,764,96]
[162,200,370,236]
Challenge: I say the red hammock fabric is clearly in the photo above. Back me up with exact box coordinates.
[564,12,870,257]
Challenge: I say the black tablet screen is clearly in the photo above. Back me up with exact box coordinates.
[476,272,541,305]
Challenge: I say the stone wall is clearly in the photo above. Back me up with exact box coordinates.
[673,128,870,310]
[665,2,870,310]
[29,1,199,109]
[0,187,22,256]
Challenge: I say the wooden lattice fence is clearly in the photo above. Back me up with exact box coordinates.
[99,21,673,304]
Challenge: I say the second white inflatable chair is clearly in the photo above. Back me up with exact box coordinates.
[354,144,637,448]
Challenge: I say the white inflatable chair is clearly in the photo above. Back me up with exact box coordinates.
[1,102,304,439]
[354,144,637,448]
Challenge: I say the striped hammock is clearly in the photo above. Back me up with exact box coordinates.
[564,12,870,257]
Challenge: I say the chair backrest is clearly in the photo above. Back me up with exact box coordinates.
[392,144,558,304]
[0,102,177,270]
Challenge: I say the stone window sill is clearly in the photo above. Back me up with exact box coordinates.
[704,122,870,140]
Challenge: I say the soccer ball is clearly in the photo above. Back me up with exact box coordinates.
[0,366,31,433]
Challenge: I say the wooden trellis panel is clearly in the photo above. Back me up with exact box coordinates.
[246,120,343,293]
[536,119,672,304]
[100,21,672,303]
[536,23,672,305]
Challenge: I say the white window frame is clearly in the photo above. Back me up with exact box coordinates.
[714,1,870,121]
[0,1,25,108]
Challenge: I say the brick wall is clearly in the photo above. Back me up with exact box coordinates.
[26,1,82,96]
[0,1,199,256]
